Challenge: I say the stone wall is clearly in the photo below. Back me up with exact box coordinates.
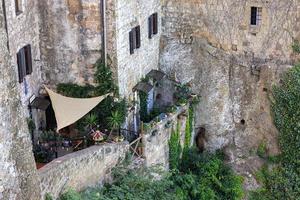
[38,0,102,85]
[0,1,41,199]
[111,0,161,98]
[38,142,129,199]
[160,0,300,189]
[4,0,42,106]
[143,105,189,169]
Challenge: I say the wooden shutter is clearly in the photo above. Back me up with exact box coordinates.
[129,30,134,54]
[135,26,141,49]
[148,16,153,39]
[20,48,26,79]
[17,51,23,83]
[153,13,158,35]
[25,45,32,75]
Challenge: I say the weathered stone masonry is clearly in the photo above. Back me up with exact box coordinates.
[38,142,129,199]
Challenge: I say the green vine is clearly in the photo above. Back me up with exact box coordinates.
[292,40,300,54]
[139,91,148,122]
[169,121,182,170]
[250,64,300,199]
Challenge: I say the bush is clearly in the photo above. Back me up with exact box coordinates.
[60,189,81,200]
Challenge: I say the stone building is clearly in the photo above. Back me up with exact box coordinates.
[1,0,300,198]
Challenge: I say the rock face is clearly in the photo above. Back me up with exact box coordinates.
[160,0,300,189]
[0,1,41,199]
[38,0,102,85]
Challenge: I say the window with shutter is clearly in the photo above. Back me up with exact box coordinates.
[16,44,33,83]
[25,45,32,75]
[129,30,134,54]
[15,0,22,15]
[148,16,153,39]
[153,13,158,35]
[17,51,24,83]
[135,26,141,49]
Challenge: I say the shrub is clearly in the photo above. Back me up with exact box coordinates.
[292,40,300,53]
[169,122,182,170]
[60,189,81,200]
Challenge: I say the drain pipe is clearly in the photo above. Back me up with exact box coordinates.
[100,0,107,66]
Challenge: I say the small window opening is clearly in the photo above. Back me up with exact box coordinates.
[148,13,158,39]
[263,88,268,92]
[17,44,33,83]
[129,25,141,55]
[250,7,262,25]
[240,119,246,125]
[15,0,23,15]
[156,94,161,100]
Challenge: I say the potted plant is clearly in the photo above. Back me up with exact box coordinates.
[107,111,123,140]
[84,113,98,131]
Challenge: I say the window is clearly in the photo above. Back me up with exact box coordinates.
[250,7,262,25]
[148,13,158,39]
[129,26,141,55]
[17,45,32,83]
[15,0,22,15]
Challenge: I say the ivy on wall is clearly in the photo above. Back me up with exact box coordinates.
[250,64,300,199]
[169,121,182,170]
[184,105,194,150]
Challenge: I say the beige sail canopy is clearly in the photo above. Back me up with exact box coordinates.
[45,86,111,132]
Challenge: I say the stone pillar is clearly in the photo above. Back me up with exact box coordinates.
[0,1,41,199]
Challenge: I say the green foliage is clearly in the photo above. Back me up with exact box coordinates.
[257,141,268,158]
[184,106,193,150]
[94,60,117,95]
[292,40,300,53]
[84,113,98,130]
[107,111,123,130]
[250,65,300,199]
[138,91,149,122]
[60,189,81,200]
[45,193,53,200]
[178,149,244,200]
[60,148,244,200]
[56,60,126,130]
[57,83,95,98]
[169,122,182,170]
[174,83,191,104]
[27,117,36,133]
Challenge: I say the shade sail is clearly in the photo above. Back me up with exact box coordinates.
[45,86,111,132]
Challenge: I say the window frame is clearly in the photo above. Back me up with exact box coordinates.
[250,6,262,26]
[17,45,33,83]
[15,0,23,15]
[129,26,141,55]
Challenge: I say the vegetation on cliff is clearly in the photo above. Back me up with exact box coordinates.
[250,64,300,200]
[59,148,243,200]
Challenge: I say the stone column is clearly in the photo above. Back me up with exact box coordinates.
[0,1,41,199]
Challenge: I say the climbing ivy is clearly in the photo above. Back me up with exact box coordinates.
[249,64,300,199]
[184,105,194,150]
[138,91,148,122]
[292,40,300,53]
[169,122,182,170]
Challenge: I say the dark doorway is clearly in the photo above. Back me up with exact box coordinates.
[45,96,56,130]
